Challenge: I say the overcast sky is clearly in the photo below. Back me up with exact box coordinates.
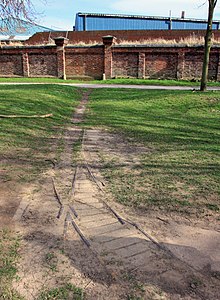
[33,0,220,30]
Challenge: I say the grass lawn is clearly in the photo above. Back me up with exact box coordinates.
[85,89,220,215]
[1,77,220,87]
[0,84,80,182]
[0,230,22,299]
[92,78,201,86]
[0,77,84,84]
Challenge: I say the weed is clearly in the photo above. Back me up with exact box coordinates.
[45,252,56,261]
[37,283,84,300]
[127,295,143,300]
[189,277,203,288]
[205,203,219,211]
[45,252,58,273]
[116,36,220,47]
[133,282,145,293]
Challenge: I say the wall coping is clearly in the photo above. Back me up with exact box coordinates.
[113,44,220,49]
[66,44,103,49]
[1,44,220,50]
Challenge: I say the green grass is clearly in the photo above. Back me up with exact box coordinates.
[85,89,220,214]
[93,78,201,86]
[0,230,23,300]
[0,78,84,84]
[0,84,80,182]
[1,77,220,86]
[37,283,84,300]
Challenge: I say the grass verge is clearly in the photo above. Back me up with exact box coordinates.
[0,230,23,300]
[85,88,220,215]
[0,78,84,84]
[0,77,220,87]
[0,84,80,182]
[92,78,201,86]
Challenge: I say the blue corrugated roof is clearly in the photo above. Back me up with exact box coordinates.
[75,12,220,31]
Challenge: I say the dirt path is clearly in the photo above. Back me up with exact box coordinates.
[1,89,219,299]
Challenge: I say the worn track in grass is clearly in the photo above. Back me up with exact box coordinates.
[12,89,220,300]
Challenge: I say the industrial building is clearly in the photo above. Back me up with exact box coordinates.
[0,18,54,42]
[74,12,220,31]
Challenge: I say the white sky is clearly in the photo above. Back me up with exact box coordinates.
[32,0,220,30]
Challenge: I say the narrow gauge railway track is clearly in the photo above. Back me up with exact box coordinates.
[51,128,171,275]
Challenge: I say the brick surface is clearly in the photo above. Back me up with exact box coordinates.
[0,43,220,80]
[145,52,178,79]
[66,47,104,79]
[112,52,138,78]
[0,54,23,76]
[29,53,57,77]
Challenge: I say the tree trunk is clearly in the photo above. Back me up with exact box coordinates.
[200,0,217,91]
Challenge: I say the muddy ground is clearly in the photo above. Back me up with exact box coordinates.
[0,90,220,300]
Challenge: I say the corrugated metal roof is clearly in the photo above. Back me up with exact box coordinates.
[77,12,219,24]
[75,12,220,31]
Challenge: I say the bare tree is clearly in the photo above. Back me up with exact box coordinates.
[200,0,218,91]
[0,0,37,20]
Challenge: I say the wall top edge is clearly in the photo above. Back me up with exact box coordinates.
[66,45,103,48]
[113,44,220,49]
[1,44,220,50]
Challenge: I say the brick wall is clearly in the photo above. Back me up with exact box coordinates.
[112,53,138,78]
[183,52,219,80]
[29,54,57,77]
[145,53,178,79]
[1,40,220,81]
[0,54,23,76]
[111,45,220,81]
[65,46,104,79]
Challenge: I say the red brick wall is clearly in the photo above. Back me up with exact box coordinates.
[112,53,138,78]
[65,47,104,79]
[183,52,219,80]
[0,54,23,76]
[29,54,57,77]
[111,46,220,81]
[0,43,220,81]
[145,53,178,79]
[209,54,219,80]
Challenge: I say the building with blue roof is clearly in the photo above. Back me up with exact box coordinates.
[74,12,220,31]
